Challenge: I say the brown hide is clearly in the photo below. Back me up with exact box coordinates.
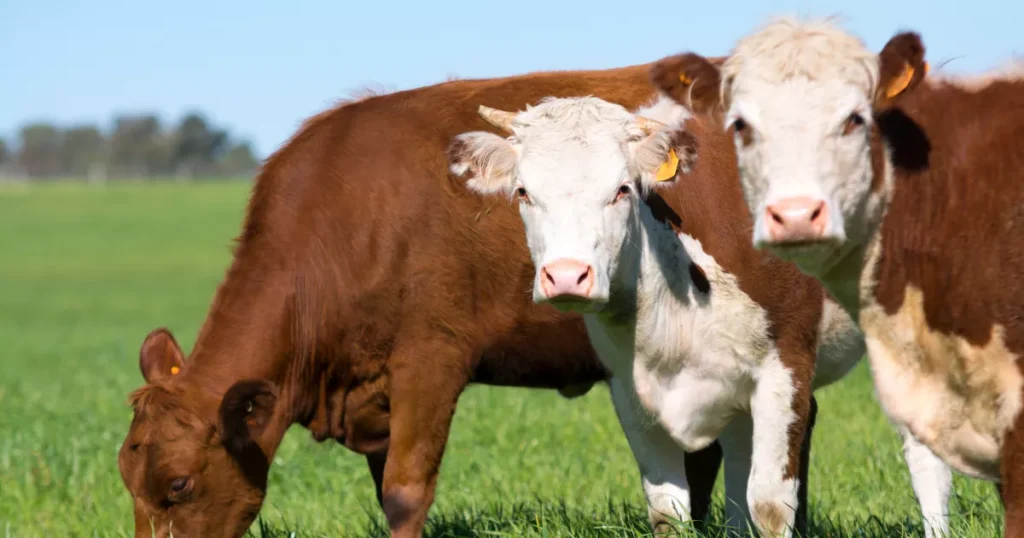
[118,64,730,538]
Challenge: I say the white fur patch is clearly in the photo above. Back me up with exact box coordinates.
[860,285,1023,480]
[608,376,694,528]
[635,93,693,127]
[749,352,800,537]
[900,426,952,538]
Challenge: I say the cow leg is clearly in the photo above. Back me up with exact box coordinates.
[685,440,724,526]
[747,352,814,538]
[608,376,708,535]
[366,449,388,508]
[793,396,817,535]
[898,426,951,538]
[1001,414,1024,538]
[719,413,754,537]
[380,340,470,538]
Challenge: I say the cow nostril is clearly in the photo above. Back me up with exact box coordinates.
[770,211,784,225]
[576,268,590,286]
[810,206,821,222]
[543,269,556,285]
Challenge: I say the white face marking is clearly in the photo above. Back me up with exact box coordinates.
[515,134,637,309]
[451,97,685,311]
[718,19,886,278]
[728,77,875,273]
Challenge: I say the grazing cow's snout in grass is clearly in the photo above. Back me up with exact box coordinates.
[540,258,595,300]
[764,197,829,243]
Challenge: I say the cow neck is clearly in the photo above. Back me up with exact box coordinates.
[638,201,695,301]
[814,113,900,322]
[600,200,694,326]
[184,261,303,422]
[813,238,873,321]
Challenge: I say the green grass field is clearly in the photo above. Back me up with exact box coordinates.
[0,181,1004,537]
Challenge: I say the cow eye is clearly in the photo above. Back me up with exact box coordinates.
[843,112,865,135]
[730,116,754,146]
[515,186,531,204]
[614,184,632,203]
[168,476,193,502]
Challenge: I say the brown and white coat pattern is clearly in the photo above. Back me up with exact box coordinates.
[450,94,950,537]
[651,16,1024,537]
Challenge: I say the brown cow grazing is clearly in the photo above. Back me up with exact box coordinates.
[117,64,736,538]
[651,16,1024,536]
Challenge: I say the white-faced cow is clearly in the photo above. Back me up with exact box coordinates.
[651,17,1024,536]
[118,63,743,538]
[448,95,952,537]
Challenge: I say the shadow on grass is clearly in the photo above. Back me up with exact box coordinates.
[247,494,1001,538]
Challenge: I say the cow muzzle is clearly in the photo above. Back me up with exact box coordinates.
[539,258,596,302]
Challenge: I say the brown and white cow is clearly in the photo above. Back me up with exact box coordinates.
[117,64,738,538]
[448,94,948,536]
[651,16,1024,536]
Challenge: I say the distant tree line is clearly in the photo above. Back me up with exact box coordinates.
[0,111,259,181]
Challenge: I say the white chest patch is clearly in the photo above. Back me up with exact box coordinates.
[860,285,1023,480]
[585,232,775,451]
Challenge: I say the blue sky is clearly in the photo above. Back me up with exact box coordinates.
[2,0,1020,157]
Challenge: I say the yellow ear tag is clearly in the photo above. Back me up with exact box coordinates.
[885,63,915,99]
[679,73,692,86]
[170,366,180,375]
[655,149,680,182]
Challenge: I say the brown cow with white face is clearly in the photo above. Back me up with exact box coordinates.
[116,64,734,538]
[651,17,1024,536]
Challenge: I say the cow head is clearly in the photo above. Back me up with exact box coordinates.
[118,328,280,538]
[652,18,927,278]
[448,97,695,312]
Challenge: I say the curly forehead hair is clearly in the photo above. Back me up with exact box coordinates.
[721,17,880,98]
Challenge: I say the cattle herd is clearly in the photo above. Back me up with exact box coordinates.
[116,16,1024,538]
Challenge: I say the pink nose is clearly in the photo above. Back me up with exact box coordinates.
[540,259,595,299]
[764,197,829,242]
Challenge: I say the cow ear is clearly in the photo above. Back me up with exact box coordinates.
[875,32,927,108]
[139,328,186,384]
[219,380,278,455]
[448,132,520,197]
[632,127,698,191]
[650,53,724,115]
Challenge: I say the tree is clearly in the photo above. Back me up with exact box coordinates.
[108,114,168,178]
[217,141,259,177]
[171,112,228,177]
[61,125,106,177]
[8,109,263,181]
[17,123,63,178]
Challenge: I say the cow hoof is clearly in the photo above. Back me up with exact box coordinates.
[652,522,680,537]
